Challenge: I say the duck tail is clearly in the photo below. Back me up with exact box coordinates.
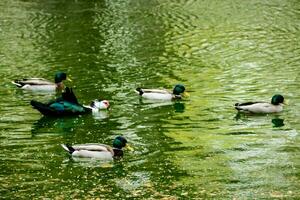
[135,88,143,95]
[234,103,242,111]
[61,144,75,154]
[11,80,23,87]
[31,100,55,115]
[31,100,47,109]
[30,100,48,110]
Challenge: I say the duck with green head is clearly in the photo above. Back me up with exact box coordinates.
[235,94,286,114]
[135,84,188,100]
[61,136,132,161]
[12,72,70,92]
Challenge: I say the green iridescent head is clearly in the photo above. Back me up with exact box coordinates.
[113,136,127,149]
[173,84,185,95]
[271,94,284,105]
[54,72,67,83]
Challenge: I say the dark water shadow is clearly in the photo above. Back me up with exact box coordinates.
[271,118,285,127]
[31,110,110,136]
[31,115,82,137]
[173,102,185,113]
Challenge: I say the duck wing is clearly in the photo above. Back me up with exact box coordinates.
[235,101,263,107]
[143,89,169,94]
[31,100,86,116]
[62,144,114,154]
[61,87,79,104]
[234,101,271,113]
[136,88,170,95]
[12,78,53,87]
[31,87,88,116]
[136,88,173,100]
[72,144,113,152]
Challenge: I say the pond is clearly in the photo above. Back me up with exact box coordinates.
[1,0,300,199]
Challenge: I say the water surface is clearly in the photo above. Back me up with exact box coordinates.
[1,0,300,199]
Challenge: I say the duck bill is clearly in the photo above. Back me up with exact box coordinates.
[125,144,134,151]
[283,100,288,105]
[182,92,190,98]
[67,77,72,82]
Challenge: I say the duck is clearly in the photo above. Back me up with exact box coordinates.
[234,94,285,114]
[135,84,187,100]
[61,136,130,160]
[30,87,110,116]
[12,72,70,92]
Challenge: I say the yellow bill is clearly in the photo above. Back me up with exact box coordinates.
[67,77,72,82]
[182,91,190,98]
[125,144,134,151]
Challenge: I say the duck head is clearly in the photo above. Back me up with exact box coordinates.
[271,94,285,105]
[54,72,67,83]
[113,136,127,149]
[112,136,128,157]
[173,84,186,95]
[90,100,110,110]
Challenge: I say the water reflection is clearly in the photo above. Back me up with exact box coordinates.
[174,102,185,113]
[272,118,285,128]
[31,112,110,137]
[91,110,109,120]
[31,116,79,136]
[235,112,286,128]
[62,157,115,168]
[138,98,186,113]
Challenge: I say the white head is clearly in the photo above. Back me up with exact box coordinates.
[90,100,110,110]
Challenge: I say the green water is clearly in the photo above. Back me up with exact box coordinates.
[1,0,300,199]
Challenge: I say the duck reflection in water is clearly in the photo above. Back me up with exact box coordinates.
[31,111,109,136]
[234,112,269,120]
[234,113,285,128]
[173,102,185,113]
[31,116,80,136]
[272,118,285,127]
[138,98,185,113]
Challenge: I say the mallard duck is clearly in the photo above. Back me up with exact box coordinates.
[135,84,187,100]
[61,136,129,160]
[12,72,70,92]
[234,94,285,114]
[30,87,110,116]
